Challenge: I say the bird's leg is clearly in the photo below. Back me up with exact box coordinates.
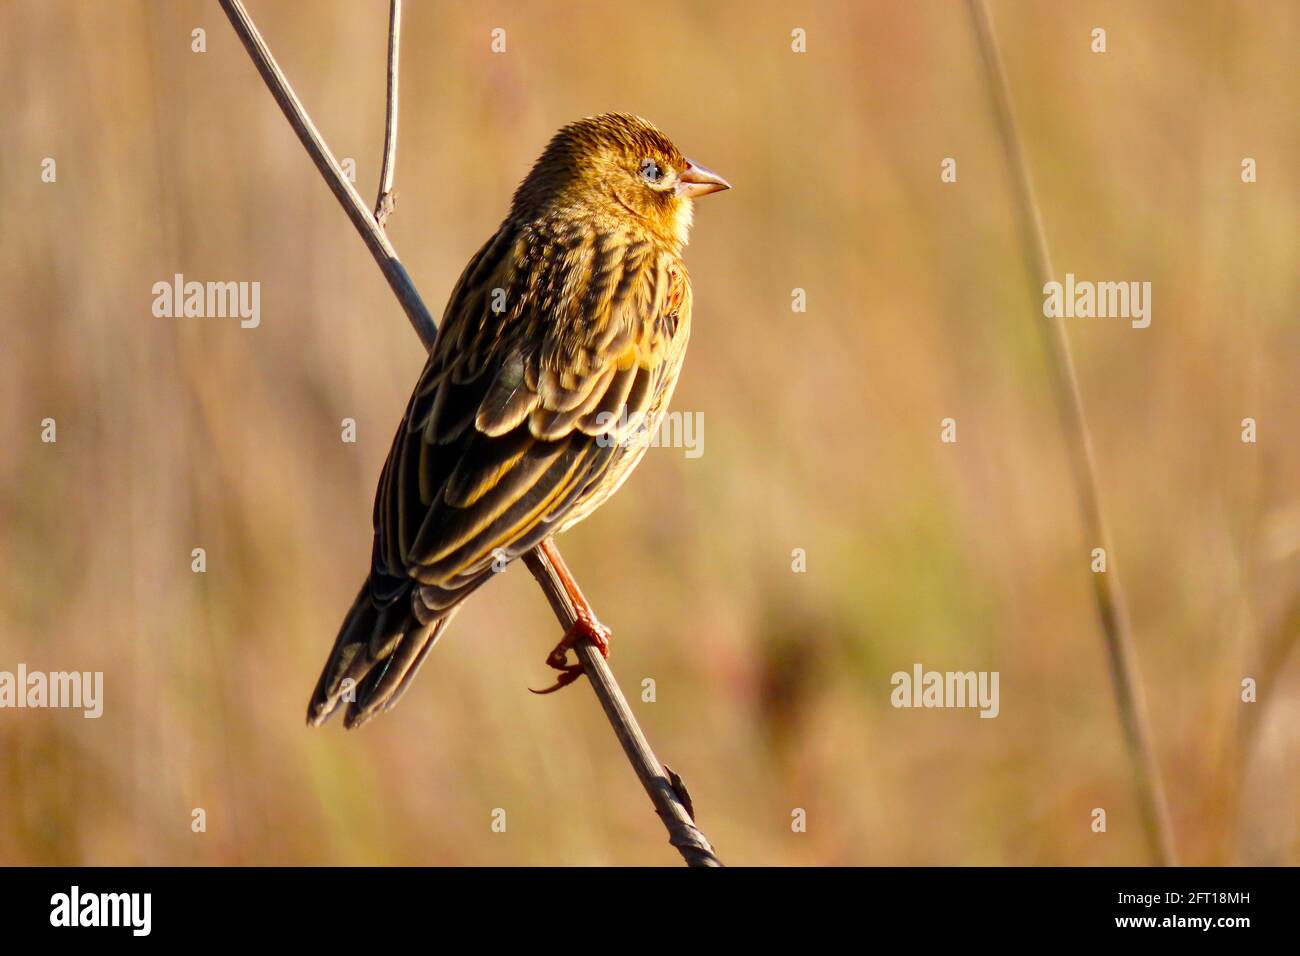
[527,538,611,693]
[529,605,612,695]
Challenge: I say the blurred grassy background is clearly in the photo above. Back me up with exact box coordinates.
[1,0,1297,865]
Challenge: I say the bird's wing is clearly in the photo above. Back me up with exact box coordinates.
[371,221,689,607]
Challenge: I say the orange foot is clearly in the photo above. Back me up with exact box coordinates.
[529,608,611,695]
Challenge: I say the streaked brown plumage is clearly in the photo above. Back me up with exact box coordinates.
[308,113,729,729]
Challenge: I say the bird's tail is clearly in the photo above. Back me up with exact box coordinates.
[307,575,457,730]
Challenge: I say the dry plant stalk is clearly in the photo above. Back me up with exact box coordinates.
[216,0,720,867]
[966,0,1177,865]
[372,0,400,226]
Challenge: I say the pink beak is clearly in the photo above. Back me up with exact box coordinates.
[675,159,731,199]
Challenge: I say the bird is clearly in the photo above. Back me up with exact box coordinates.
[307,113,730,729]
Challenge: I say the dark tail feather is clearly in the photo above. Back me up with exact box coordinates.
[306,576,453,730]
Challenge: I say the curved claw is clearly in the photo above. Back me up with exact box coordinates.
[531,610,612,695]
[529,664,585,695]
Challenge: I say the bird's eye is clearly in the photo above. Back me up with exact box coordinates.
[639,158,663,183]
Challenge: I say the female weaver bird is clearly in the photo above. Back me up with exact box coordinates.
[308,113,729,729]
